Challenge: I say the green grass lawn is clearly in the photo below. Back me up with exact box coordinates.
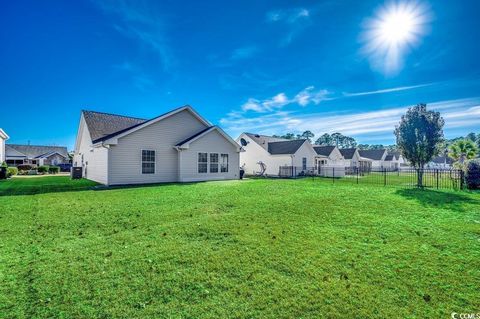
[0,176,479,318]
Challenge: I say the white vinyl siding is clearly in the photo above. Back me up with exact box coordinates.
[0,137,4,163]
[73,115,109,184]
[108,109,208,185]
[291,141,317,170]
[237,133,293,176]
[179,130,239,182]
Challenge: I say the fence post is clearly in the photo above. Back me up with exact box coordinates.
[436,169,439,189]
[356,167,359,184]
[460,170,464,190]
[383,168,386,186]
[333,167,335,184]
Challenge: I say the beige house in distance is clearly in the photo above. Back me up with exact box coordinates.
[5,144,69,167]
[73,105,240,185]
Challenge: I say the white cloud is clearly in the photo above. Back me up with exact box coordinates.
[343,83,434,97]
[267,8,310,23]
[240,87,331,113]
[295,86,330,106]
[222,97,480,143]
[241,99,263,112]
[266,7,312,46]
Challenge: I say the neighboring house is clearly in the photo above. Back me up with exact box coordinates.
[426,156,454,169]
[313,145,345,167]
[358,149,388,169]
[237,133,317,176]
[383,152,406,169]
[5,144,69,166]
[73,105,240,185]
[339,148,372,170]
[0,128,8,163]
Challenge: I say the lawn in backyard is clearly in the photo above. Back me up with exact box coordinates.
[0,176,479,318]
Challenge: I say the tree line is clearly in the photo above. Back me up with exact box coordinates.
[272,129,479,154]
[272,131,395,150]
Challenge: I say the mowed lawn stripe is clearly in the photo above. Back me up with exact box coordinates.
[0,177,479,318]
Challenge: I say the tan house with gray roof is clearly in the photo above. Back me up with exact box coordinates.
[5,144,69,167]
[73,105,240,185]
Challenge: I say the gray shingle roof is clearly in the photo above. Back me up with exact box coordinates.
[384,154,394,161]
[358,149,387,160]
[6,144,68,159]
[268,139,306,155]
[82,110,147,143]
[339,148,357,160]
[244,133,287,151]
[431,156,454,164]
[389,151,401,159]
[313,145,335,156]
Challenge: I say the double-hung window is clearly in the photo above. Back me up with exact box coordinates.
[210,153,219,173]
[302,157,307,170]
[142,150,155,174]
[198,153,207,173]
[220,154,229,172]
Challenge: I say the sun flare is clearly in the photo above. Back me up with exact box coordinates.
[362,1,430,75]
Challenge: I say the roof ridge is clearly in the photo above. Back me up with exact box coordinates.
[82,109,147,121]
[7,143,67,148]
[269,139,306,143]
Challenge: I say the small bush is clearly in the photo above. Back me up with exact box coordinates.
[465,159,480,190]
[17,164,33,171]
[7,167,18,177]
[48,166,60,174]
[37,166,49,174]
[1,161,7,168]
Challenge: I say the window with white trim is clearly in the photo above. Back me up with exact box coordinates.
[210,153,219,173]
[220,154,229,172]
[142,150,155,174]
[198,153,207,173]
[302,157,307,170]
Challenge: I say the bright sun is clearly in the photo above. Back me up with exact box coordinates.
[362,1,429,75]
[379,10,416,44]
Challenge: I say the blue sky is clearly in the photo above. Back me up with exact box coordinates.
[1,0,479,149]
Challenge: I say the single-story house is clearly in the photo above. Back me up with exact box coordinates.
[5,144,69,167]
[313,145,345,167]
[358,149,388,169]
[339,148,372,170]
[73,105,240,185]
[237,133,317,176]
[383,152,406,169]
[426,156,454,169]
[0,129,8,163]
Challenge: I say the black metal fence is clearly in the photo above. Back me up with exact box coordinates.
[278,166,464,190]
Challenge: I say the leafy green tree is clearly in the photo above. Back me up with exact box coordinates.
[394,103,445,187]
[341,136,357,148]
[315,133,334,145]
[449,139,478,168]
[279,133,296,140]
[465,132,476,142]
[300,130,315,142]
